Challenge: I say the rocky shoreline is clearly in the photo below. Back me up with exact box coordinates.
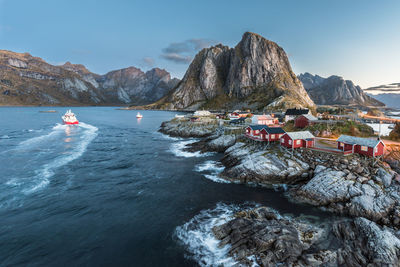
[212,206,400,266]
[161,119,400,266]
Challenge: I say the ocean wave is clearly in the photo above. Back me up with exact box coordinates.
[154,132,183,141]
[176,203,265,266]
[175,203,241,266]
[195,161,230,184]
[23,122,98,194]
[169,140,213,158]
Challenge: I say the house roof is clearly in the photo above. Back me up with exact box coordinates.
[337,135,383,148]
[247,125,285,134]
[299,114,318,121]
[247,125,266,130]
[264,127,285,134]
[285,108,309,116]
[230,117,246,123]
[284,131,315,140]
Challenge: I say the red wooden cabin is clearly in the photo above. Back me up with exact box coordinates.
[245,125,285,142]
[336,135,385,157]
[280,131,315,149]
[295,114,318,128]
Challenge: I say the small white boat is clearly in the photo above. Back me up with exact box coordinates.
[175,114,185,118]
[136,112,143,118]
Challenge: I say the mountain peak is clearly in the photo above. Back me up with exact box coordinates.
[298,73,383,106]
[150,32,315,111]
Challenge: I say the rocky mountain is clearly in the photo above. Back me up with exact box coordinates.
[0,50,178,106]
[363,83,400,109]
[298,72,384,107]
[147,32,315,111]
[97,67,179,104]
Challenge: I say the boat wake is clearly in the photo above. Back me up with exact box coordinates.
[175,203,256,266]
[194,161,230,183]
[1,122,98,200]
[169,140,213,158]
[24,122,98,194]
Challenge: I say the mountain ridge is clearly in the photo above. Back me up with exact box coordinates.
[298,72,384,107]
[0,49,178,106]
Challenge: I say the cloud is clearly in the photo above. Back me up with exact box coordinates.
[161,38,216,64]
[141,57,155,67]
[161,53,192,64]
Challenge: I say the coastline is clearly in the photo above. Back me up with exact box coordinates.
[161,117,400,266]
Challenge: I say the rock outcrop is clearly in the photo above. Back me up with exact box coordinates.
[298,72,384,106]
[151,32,315,111]
[212,206,400,266]
[0,50,178,106]
[220,142,310,184]
[159,117,219,138]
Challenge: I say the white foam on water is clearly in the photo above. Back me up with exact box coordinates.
[175,203,242,267]
[169,140,213,158]
[195,161,230,184]
[23,122,98,194]
[18,123,67,148]
[154,132,183,141]
[0,135,10,139]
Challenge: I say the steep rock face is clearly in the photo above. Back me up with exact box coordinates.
[154,32,315,111]
[99,67,179,104]
[0,50,178,106]
[298,72,384,106]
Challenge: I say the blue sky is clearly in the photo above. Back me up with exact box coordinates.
[0,0,399,88]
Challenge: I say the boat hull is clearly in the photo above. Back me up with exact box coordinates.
[63,121,79,125]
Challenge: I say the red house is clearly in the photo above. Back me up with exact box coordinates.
[245,125,285,143]
[336,135,385,157]
[280,131,315,149]
[295,114,318,128]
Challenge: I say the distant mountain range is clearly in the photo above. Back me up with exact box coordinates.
[363,83,400,109]
[298,73,384,107]
[143,32,315,111]
[0,50,179,106]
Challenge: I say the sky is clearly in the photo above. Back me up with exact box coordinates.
[0,0,399,88]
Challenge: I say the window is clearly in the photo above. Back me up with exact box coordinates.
[296,140,301,145]
[289,140,292,145]
[271,134,275,139]
[361,146,368,152]
[339,142,343,147]
[281,138,284,143]
[255,130,259,134]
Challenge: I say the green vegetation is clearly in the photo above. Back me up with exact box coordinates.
[389,123,400,141]
[316,107,345,114]
[367,108,384,117]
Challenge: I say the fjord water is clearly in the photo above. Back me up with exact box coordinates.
[0,107,331,266]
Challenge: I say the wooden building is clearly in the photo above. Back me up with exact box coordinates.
[280,131,315,149]
[336,135,385,157]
